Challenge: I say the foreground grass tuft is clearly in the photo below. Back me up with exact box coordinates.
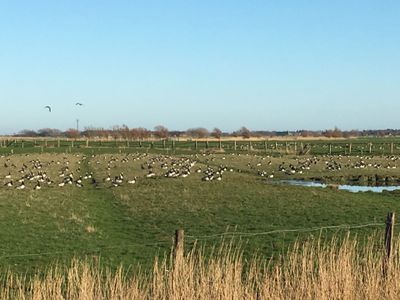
[0,235,399,299]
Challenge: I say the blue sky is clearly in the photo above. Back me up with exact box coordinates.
[1,1,399,134]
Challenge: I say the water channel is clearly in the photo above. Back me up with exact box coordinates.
[276,180,400,193]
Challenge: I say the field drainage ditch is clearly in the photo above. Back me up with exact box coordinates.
[274,180,400,193]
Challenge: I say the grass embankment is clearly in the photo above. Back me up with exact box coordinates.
[0,153,399,275]
[0,235,399,299]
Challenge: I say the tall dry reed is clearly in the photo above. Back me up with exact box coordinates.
[0,234,399,299]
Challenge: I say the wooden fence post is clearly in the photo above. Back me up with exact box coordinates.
[174,229,184,264]
[391,143,394,154]
[264,141,268,153]
[329,144,332,155]
[86,139,89,148]
[57,139,61,148]
[384,212,395,277]
[234,140,237,151]
[219,140,222,149]
[349,143,352,155]
[369,143,372,154]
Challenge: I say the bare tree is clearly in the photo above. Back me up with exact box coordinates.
[38,128,62,137]
[65,128,80,139]
[154,125,169,139]
[120,124,130,139]
[323,127,342,138]
[186,127,209,138]
[238,126,251,139]
[211,128,222,139]
[17,129,38,137]
[130,127,150,140]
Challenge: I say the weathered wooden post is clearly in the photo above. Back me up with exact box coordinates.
[174,229,184,264]
[384,212,395,277]
[21,140,24,149]
[57,139,61,148]
[329,144,332,155]
[44,139,48,148]
[71,140,74,148]
[275,141,278,150]
[219,140,222,149]
[349,143,352,155]
[285,141,288,154]
[195,140,198,150]
[249,141,252,151]
[172,140,175,149]
[369,143,372,154]
[391,143,394,154]
[234,140,237,151]
[206,140,209,149]
[294,142,297,153]
[163,140,166,149]
[86,139,89,148]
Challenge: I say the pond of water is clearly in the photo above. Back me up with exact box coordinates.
[276,180,400,193]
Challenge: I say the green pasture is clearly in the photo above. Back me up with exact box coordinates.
[0,149,400,275]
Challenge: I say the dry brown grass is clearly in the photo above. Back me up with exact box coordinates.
[1,235,400,299]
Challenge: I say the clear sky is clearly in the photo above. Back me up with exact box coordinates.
[1,1,399,134]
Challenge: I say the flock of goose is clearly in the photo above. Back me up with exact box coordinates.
[1,152,400,190]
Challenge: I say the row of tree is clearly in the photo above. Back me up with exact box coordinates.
[15,126,249,139]
[13,126,400,139]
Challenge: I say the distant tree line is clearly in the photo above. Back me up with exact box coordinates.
[12,126,400,139]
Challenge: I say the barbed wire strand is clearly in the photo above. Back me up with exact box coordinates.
[185,222,385,240]
[0,222,387,260]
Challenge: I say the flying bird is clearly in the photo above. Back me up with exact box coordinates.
[76,102,83,106]
[44,106,51,112]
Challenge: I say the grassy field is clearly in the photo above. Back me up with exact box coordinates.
[0,148,400,276]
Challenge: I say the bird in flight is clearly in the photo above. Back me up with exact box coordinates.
[76,102,83,106]
[44,106,51,112]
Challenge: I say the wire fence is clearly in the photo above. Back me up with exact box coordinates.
[185,222,386,241]
[0,222,387,261]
